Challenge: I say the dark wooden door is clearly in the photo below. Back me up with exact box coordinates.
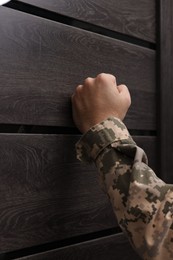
[0,0,171,259]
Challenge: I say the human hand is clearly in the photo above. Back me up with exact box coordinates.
[71,73,131,133]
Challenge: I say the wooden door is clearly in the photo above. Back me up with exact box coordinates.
[0,0,171,259]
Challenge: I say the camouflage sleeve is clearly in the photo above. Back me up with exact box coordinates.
[76,117,173,260]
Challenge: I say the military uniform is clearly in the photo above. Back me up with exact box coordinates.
[76,117,173,260]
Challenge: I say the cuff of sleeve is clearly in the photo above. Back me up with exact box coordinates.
[76,117,135,162]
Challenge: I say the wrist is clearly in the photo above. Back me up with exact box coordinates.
[76,116,135,162]
[81,114,121,134]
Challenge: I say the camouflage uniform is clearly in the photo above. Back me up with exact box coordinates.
[76,117,173,260]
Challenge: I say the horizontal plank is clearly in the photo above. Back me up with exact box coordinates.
[0,134,116,253]
[0,7,156,130]
[0,134,156,253]
[19,233,140,260]
[17,0,156,43]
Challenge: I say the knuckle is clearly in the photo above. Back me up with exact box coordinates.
[97,73,106,81]
[84,77,93,85]
[111,74,116,81]
[121,84,127,88]
[97,73,116,83]
[121,84,129,93]
[74,85,83,97]
[113,75,116,82]
[76,85,83,92]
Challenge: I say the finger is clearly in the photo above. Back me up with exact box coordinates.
[84,77,94,86]
[117,84,131,106]
[117,84,129,94]
[75,84,83,94]
[103,73,117,84]
[96,73,117,86]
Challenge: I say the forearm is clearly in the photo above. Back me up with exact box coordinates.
[96,139,173,259]
[76,117,173,259]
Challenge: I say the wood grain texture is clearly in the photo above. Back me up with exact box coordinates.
[159,0,173,183]
[18,233,141,260]
[17,0,156,43]
[0,7,156,130]
[0,134,116,253]
[0,134,156,253]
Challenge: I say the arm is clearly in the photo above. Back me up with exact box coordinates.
[71,73,173,259]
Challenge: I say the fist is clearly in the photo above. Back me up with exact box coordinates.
[71,73,131,133]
